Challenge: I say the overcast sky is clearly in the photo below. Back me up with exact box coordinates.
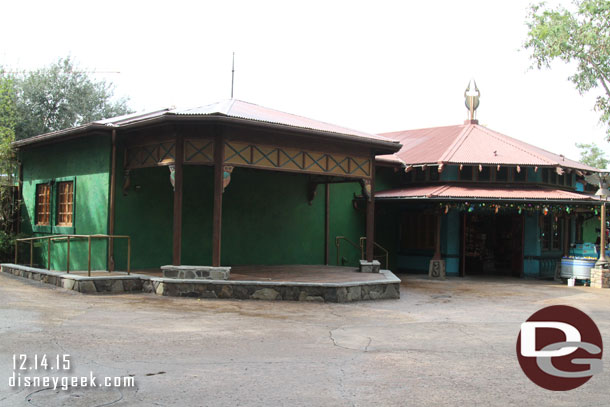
[1,0,608,163]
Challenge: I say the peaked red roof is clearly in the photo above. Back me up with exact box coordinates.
[15,100,400,153]
[376,184,599,202]
[173,100,396,143]
[377,122,597,172]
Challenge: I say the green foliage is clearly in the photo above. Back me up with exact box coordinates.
[0,69,16,173]
[524,0,610,137]
[14,57,132,140]
[0,230,18,263]
[0,70,17,235]
[575,141,609,168]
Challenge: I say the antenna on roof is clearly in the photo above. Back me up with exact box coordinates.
[464,79,480,124]
[231,52,235,99]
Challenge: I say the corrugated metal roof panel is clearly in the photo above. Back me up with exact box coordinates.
[380,123,598,172]
[171,99,396,144]
[14,100,401,151]
[376,184,598,202]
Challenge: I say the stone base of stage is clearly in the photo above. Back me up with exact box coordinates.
[1,263,400,302]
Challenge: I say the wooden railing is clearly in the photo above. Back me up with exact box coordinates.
[335,236,361,266]
[14,234,131,276]
[359,237,389,270]
[335,236,389,269]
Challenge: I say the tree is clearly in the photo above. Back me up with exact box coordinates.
[576,141,609,168]
[14,57,132,140]
[0,70,17,237]
[523,0,610,138]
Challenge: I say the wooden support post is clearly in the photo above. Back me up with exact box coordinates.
[17,161,23,234]
[596,202,608,268]
[127,237,131,275]
[87,236,92,277]
[66,236,70,274]
[460,213,466,277]
[432,212,442,260]
[108,129,117,271]
[563,216,570,257]
[172,133,184,266]
[365,161,375,262]
[47,237,51,270]
[324,183,330,265]
[14,241,17,264]
[29,241,33,267]
[212,134,225,267]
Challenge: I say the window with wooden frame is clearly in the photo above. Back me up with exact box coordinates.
[542,168,549,183]
[495,166,508,182]
[459,165,474,181]
[414,167,426,181]
[478,166,491,181]
[513,167,526,182]
[35,184,51,226]
[56,181,74,227]
[400,212,437,250]
[541,216,562,251]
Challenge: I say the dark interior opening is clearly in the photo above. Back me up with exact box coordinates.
[461,213,523,277]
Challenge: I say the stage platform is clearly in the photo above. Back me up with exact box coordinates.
[1,264,400,303]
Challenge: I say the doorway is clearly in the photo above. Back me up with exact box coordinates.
[460,213,524,277]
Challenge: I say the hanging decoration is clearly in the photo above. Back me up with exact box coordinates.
[168,165,176,191]
[437,201,600,216]
[122,170,131,196]
[222,166,234,192]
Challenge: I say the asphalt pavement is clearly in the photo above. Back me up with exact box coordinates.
[1,272,609,406]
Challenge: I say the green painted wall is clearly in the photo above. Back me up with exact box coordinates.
[582,216,598,244]
[441,165,459,182]
[441,210,460,276]
[114,159,366,270]
[527,167,541,183]
[523,214,541,277]
[20,134,111,271]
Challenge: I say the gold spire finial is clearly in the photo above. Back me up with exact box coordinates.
[464,79,480,121]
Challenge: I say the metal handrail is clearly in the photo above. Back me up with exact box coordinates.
[335,236,361,266]
[359,237,389,270]
[14,234,131,276]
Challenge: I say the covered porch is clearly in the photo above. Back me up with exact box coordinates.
[376,184,603,279]
[108,101,401,277]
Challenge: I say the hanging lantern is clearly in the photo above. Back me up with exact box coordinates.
[543,207,549,216]
[495,205,499,214]
[444,205,449,214]
[468,205,475,213]
[518,207,522,215]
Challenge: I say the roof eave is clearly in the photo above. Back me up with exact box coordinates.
[14,113,402,155]
[375,195,599,204]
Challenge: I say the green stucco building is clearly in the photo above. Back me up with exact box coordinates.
[15,100,400,272]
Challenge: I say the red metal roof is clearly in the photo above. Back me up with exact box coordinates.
[174,100,396,143]
[379,122,598,172]
[14,100,400,152]
[376,184,599,202]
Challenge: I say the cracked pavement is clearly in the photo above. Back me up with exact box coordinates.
[1,272,610,406]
